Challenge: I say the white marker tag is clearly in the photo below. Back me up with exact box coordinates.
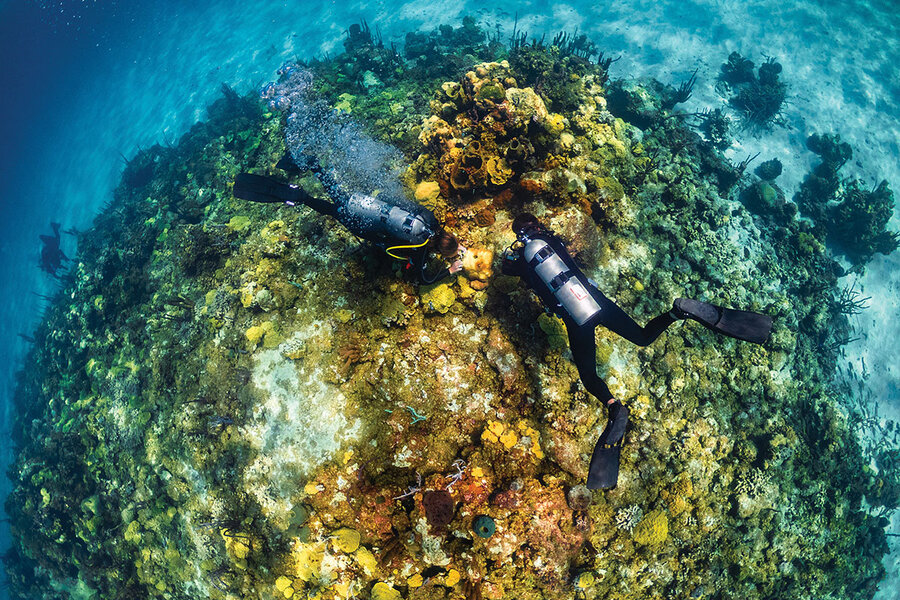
[571,282,588,301]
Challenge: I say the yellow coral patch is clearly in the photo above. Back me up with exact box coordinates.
[334,93,355,114]
[304,482,321,495]
[371,582,402,600]
[124,520,141,543]
[546,113,566,133]
[331,528,361,553]
[462,247,494,281]
[471,467,484,478]
[245,321,273,346]
[354,546,378,576]
[485,157,513,185]
[275,576,293,592]
[499,430,518,449]
[633,511,668,546]
[415,180,441,203]
[293,544,325,581]
[575,571,595,589]
[244,325,266,344]
[241,289,255,308]
[420,282,456,314]
[444,569,461,587]
[407,574,423,588]
[234,541,250,560]
[226,215,251,232]
[457,276,476,299]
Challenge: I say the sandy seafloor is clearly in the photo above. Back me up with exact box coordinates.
[0,0,897,597]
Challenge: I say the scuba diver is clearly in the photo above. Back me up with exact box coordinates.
[39,222,68,277]
[502,214,773,490]
[233,154,462,284]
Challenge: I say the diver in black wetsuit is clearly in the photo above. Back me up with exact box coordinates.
[39,222,68,277]
[502,213,773,490]
[233,154,462,284]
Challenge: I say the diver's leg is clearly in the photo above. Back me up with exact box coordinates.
[567,322,629,490]
[595,292,677,346]
[233,173,338,217]
[567,324,613,402]
[297,192,339,218]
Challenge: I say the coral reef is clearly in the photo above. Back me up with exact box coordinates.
[794,133,899,266]
[5,18,895,600]
[744,132,899,268]
[718,52,787,126]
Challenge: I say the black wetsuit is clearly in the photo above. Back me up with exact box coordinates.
[234,157,452,284]
[503,228,676,402]
[39,222,67,277]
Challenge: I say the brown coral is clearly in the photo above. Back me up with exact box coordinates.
[336,332,368,374]
[422,490,455,528]
[474,206,496,227]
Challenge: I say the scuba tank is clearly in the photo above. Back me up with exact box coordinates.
[341,193,433,244]
[522,238,601,326]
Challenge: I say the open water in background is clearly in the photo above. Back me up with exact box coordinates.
[0,1,897,597]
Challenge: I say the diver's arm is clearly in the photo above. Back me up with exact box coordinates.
[501,248,525,277]
[415,248,454,285]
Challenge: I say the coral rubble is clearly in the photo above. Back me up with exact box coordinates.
[5,18,895,600]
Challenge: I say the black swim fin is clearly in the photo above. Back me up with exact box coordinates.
[233,173,304,204]
[674,298,773,345]
[587,401,629,490]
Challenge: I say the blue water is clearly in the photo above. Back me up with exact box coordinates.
[1,0,898,597]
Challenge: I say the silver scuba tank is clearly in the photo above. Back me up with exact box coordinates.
[523,239,601,326]
[343,193,432,243]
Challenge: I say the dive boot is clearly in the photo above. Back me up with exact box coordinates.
[587,401,629,490]
[673,298,773,345]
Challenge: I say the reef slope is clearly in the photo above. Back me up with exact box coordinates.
[5,21,894,600]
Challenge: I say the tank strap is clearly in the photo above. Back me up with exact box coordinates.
[527,244,555,267]
[547,271,573,291]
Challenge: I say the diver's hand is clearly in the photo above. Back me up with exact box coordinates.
[449,260,463,274]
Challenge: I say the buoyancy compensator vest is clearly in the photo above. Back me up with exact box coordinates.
[522,238,602,326]
[339,193,434,246]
